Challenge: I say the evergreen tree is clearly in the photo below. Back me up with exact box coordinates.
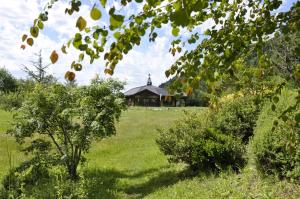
[22,50,56,84]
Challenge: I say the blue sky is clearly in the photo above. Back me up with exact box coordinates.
[0,0,297,90]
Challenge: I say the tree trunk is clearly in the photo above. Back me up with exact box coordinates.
[67,146,81,180]
[67,162,79,180]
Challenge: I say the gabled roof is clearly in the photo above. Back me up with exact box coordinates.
[124,85,169,96]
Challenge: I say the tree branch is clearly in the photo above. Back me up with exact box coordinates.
[46,129,64,156]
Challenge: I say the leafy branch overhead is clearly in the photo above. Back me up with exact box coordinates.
[21,0,299,88]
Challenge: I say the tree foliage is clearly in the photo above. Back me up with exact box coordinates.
[0,67,17,93]
[243,31,300,84]
[10,80,126,179]
[251,87,300,180]
[160,77,209,106]
[20,0,299,86]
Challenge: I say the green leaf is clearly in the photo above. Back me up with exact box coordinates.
[22,34,28,42]
[225,48,231,58]
[79,44,88,51]
[85,36,91,44]
[30,27,39,38]
[74,33,82,42]
[74,63,82,71]
[71,61,76,68]
[110,14,124,30]
[135,16,143,24]
[102,30,108,37]
[170,10,189,26]
[39,13,48,21]
[61,45,67,54]
[93,31,99,39]
[165,70,170,78]
[177,47,182,53]
[38,21,44,30]
[90,7,102,20]
[172,27,180,37]
[100,0,107,7]
[67,39,72,47]
[73,39,82,49]
[173,1,181,11]
[85,28,91,33]
[113,32,121,39]
[79,53,84,62]
[147,0,157,7]
[76,16,87,31]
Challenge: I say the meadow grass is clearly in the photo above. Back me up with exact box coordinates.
[0,109,13,133]
[0,109,29,179]
[0,107,299,198]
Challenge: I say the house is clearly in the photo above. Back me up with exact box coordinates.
[124,74,186,107]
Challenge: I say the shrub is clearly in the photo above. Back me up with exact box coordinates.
[9,80,126,180]
[0,92,25,111]
[0,163,87,198]
[156,110,246,172]
[52,166,88,199]
[213,95,262,143]
[1,155,54,198]
[0,79,35,111]
[191,128,246,171]
[251,87,300,181]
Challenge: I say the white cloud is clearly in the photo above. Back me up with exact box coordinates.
[0,0,42,76]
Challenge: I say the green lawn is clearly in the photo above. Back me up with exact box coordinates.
[0,107,299,198]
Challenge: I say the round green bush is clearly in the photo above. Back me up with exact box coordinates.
[214,95,262,143]
[251,88,300,181]
[191,128,246,171]
[156,110,246,172]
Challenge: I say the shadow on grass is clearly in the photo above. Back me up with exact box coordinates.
[1,164,199,199]
[84,166,197,199]
[84,169,125,199]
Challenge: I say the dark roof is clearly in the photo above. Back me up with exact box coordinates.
[124,85,169,96]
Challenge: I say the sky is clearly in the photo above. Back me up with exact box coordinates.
[0,0,296,90]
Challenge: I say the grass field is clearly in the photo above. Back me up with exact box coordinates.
[0,109,13,133]
[0,109,28,178]
[0,107,299,198]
